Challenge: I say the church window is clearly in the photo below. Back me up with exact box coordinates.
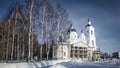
[64,52,66,56]
[87,31,89,33]
[75,35,76,38]
[92,40,94,45]
[91,30,93,35]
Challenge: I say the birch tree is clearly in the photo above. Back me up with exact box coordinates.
[54,3,69,44]
[37,0,47,60]
[25,0,37,61]
[39,0,55,60]
[6,19,10,61]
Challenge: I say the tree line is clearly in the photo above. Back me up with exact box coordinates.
[0,0,70,62]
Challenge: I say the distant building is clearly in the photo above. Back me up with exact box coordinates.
[53,18,100,61]
[112,52,120,59]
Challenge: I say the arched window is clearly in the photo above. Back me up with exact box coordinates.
[74,35,76,38]
[92,40,94,45]
[91,30,93,35]
[87,31,89,33]
[64,52,66,56]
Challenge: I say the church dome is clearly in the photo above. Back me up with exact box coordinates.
[68,27,77,32]
[85,24,91,27]
[71,29,77,32]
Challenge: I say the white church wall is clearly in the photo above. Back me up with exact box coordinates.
[53,44,69,60]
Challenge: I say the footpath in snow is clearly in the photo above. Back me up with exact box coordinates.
[0,60,70,68]
[0,59,120,68]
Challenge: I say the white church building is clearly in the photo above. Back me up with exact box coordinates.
[53,18,100,61]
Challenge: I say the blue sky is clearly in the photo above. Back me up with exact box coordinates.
[0,0,120,54]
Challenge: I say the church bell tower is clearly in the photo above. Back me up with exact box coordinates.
[85,18,96,50]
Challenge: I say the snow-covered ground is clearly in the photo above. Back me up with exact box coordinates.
[49,61,120,68]
[0,60,70,68]
[0,59,120,68]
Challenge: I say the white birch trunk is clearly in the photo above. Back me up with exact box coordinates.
[31,28,33,60]
[46,18,52,60]
[22,33,25,60]
[28,0,34,61]
[6,19,10,61]
[40,24,43,60]
[40,4,46,60]
[17,32,20,60]
[11,12,17,60]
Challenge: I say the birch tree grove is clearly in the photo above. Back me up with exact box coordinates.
[0,0,70,61]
